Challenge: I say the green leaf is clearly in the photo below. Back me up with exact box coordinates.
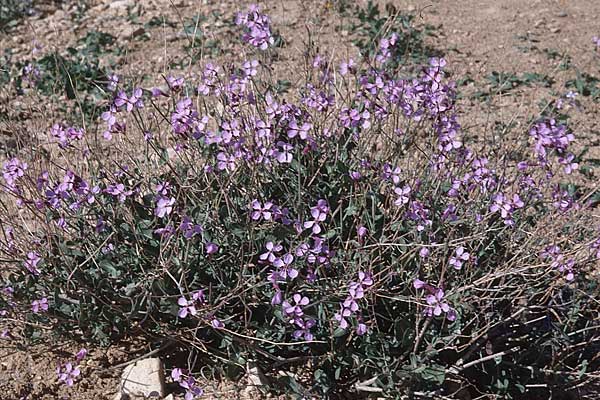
[421,365,445,384]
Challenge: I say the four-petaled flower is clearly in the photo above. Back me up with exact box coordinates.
[155,196,175,218]
[32,297,48,313]
[449,246,470,270]
[177,290,205,319]
[251,199,273,221]
[57,362,81,387]
[283,293,309,318]
[304,199,329,234]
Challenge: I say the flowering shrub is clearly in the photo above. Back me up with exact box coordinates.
[1,4,599,399]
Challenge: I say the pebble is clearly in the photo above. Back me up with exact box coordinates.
[114,358,166,400]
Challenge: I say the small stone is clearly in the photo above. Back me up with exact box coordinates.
[119,26,146,39]
[108,0,133,9]
[114,358,166,400]
[246,361,268,387]
[550,27,561,33]
[53,10,66,20]
[557,11,568,17]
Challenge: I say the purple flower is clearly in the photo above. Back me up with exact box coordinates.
[242,60,259,77]
[2,158,28,189]
[425,288,454,318]
[211,318,224,329]
[31,297,48,313]
[76,349,88,362]
[171,368,204,400]
[339,58,356,75]
[205,242,219,255]
[449,246,470,270]
[273,253,298,280]
[107,74,119,91]
[339,107,371,130]
[236,5,275,50]
[334,306,351,329]
[542,245,576,281]
[260,241,282,263]
[24,252,41,275]
[304,199,329,234]
[105,183,133,203]
[413,279,427,289]
[529,119,575,164]
[356,322,367,336]
[334,271,373,330]
[216,152,237,172]
[49,124,84,148]
[271,289,283,305]
[292,318,316,341]
[177,290,204,319]
[155,196,175,218]
[155,224,175,239]
[172,368,184,382]
[394,185,411,206]
[166,75,184,91]
[357,225,367,240]
[415,280,456,321]
[57,362,80,387]
[357,271,373,287]
[275,141,293,163]
[349,171,362,180]
[558,153,579,174]
[287,120,312,140]
[283,293,309,318]
[179,216,203,239]
[251,199,273,221]
[490,192,524,225]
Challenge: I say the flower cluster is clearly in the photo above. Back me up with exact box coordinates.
[171,368,204,400]
[57,349,87,387]
[235,5,274,50]
[489,192,524,225]
[177,290,206,318]
[2,158,28,191]
[171,97,208,139]
[529,119,576,170]
[1,5,598,398]
[334,271,373,335]
[541,245,575,281]
[49,123,84,148]
[282,293,315,341]
[414,279,456,321]
[114,88,144,112]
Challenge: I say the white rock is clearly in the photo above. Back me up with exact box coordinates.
[247,361,268,387]
[114,358,166,399]
[241,361,269,397]
[108,0,134,9]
